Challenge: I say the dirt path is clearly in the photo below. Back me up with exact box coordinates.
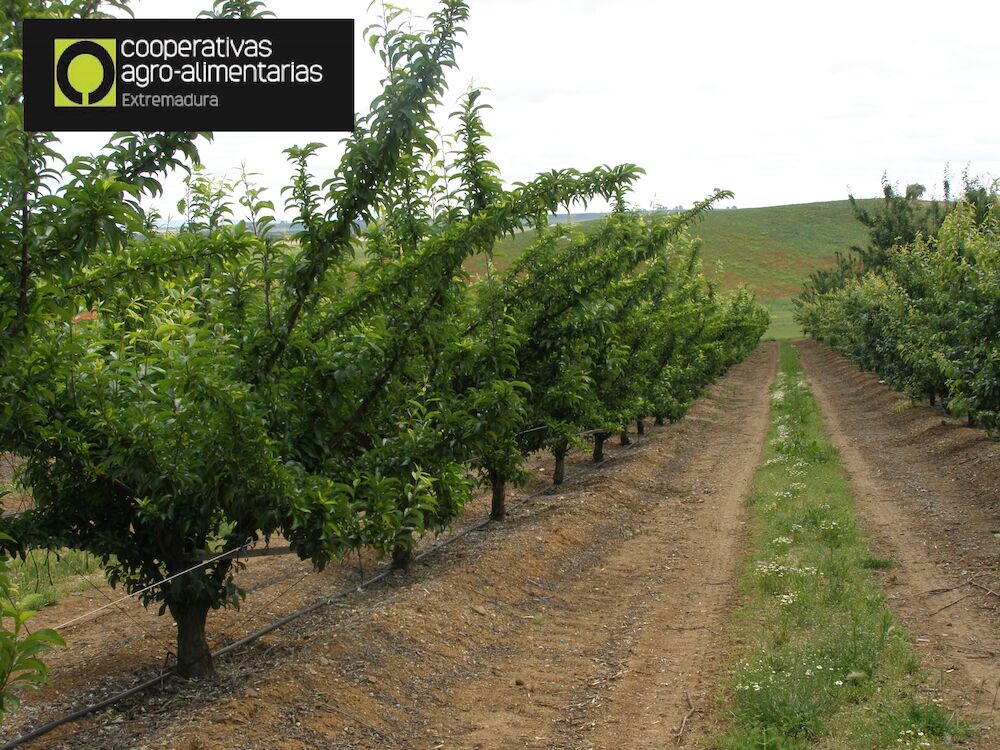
[796,340,1000,744]
[17,344,777,750]
[3,406,666,741]
[11,339,995,749]
[442,341,777,750]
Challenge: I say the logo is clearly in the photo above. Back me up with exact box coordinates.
[54,39,116,107]
[26,20,352,131]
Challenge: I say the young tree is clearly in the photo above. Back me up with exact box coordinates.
[797,186,1000,432]
[1,0,473,678]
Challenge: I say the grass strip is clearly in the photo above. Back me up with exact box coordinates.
[716,342,965,749]
[8,549,105,611]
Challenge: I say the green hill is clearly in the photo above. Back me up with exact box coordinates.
[486,200,870,339]
[691,200,870,338]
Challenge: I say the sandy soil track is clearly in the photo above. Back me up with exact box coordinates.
[10,344,777,750]
[797,340,1000,747]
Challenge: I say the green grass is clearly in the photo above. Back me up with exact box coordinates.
[692,201,870,300]
[8,549,106,612]
[695,201,871,340]
[715,342,965,749]
[761,298,801,341]
[486,200,871,340]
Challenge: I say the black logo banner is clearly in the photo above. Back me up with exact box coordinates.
[24,19,354,132]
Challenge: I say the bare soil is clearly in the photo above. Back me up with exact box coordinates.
[796,339,1000,746]
[9,339,995,749]
[2,344,778,750]
[0,452,31,515]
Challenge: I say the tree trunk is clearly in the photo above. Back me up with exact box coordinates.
[592,432,606,463]
[170,599,213,679]
[553,443,567,485]
[391,542,413,571]
[490,469,506,520]
[620,429,631,446]
[636,417,645,435]
[654,416,665,426]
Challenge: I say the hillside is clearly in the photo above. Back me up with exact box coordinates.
[691,200,870,338]
[486,200,870,339]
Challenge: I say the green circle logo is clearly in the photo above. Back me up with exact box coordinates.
[54,39,116,107]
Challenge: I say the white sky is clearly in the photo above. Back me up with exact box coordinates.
[59,0,1000,220]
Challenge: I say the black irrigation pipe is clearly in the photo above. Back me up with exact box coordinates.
[0,426,658,750]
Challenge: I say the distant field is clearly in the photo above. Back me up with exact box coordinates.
[485,200,870,339]
[693,200,870,338]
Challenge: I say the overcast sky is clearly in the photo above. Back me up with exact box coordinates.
[60,0,1000,220]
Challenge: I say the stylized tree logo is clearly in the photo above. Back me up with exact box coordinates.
[54,39,116,106]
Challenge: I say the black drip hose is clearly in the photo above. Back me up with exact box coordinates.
[0,430,652,749]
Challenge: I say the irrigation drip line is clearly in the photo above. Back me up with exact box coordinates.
[15,423,585,628]
[204,568,316,669]
[29,425,562,628]
[36,422,597,633]
[0,426,655,750]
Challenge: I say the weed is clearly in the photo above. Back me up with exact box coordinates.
[716,342,965,748]
[9,549,106,611]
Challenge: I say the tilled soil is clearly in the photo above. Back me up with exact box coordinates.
[6,343,778,750]
[797,339,1000,746]
[2,413,663,743]
[0,442,633,742]
[9,338,997,750]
